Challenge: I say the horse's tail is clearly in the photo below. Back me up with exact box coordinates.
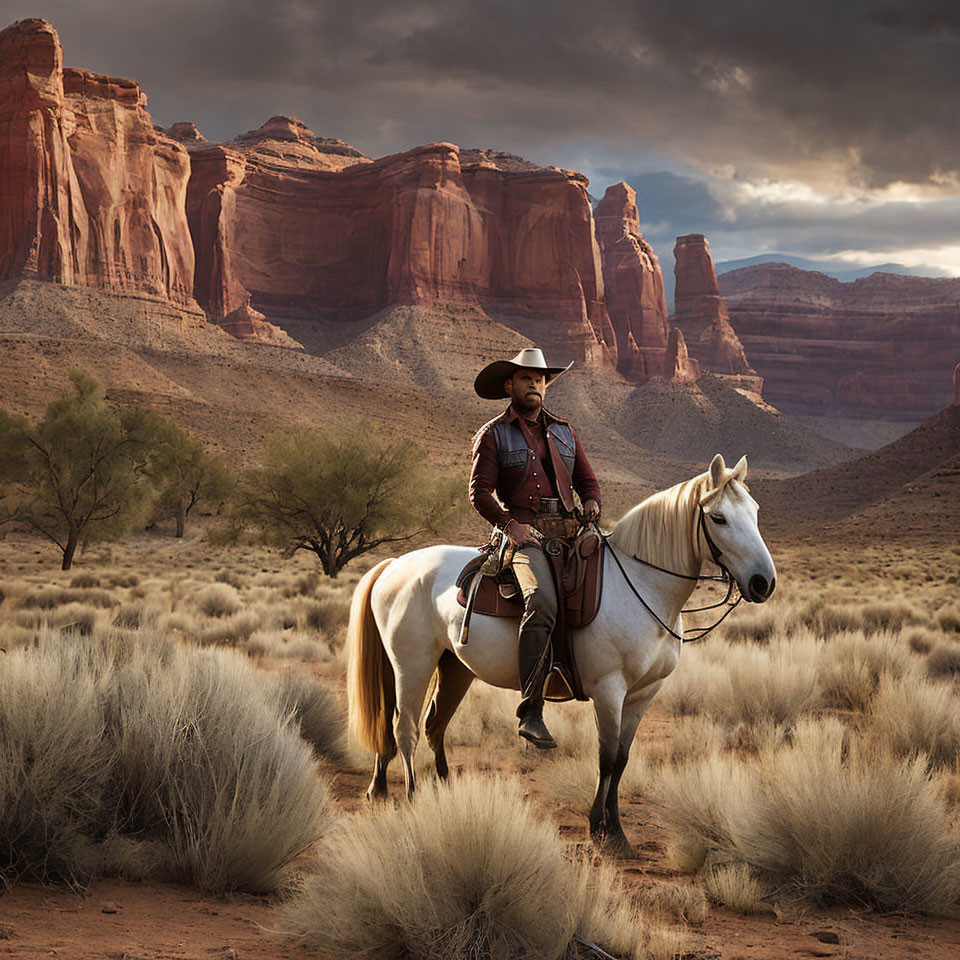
[347,557,396,756]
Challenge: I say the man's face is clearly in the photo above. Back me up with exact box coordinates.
[504,369,547,414]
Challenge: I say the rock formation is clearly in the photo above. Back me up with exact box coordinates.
[671,235,761,393]
[183,129,615,360]
[664,327,700,382]
[955,361,960,405]
[719,263,960,418]
[594,182,671,379]
[0,19,197,308]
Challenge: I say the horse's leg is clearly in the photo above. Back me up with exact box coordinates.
[367,741,396,801]
[601,685,661,859]
[588,674,627,849]
[393,655,438,799]
[424,651,475,780]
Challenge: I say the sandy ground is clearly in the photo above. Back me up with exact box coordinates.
[4,700,960,960]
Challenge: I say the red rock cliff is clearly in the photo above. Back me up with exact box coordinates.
[0,19,197,307]
[671,235,759,391]
[183,123,614,360]
[594,182,670,379]
[719,263,960,418]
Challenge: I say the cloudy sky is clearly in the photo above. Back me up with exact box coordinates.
[9,0,960,275]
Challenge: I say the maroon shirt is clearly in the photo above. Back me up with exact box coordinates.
[469,404,602,527]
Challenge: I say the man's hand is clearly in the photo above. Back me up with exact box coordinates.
[582,499,600,523]
[505,519,538,546]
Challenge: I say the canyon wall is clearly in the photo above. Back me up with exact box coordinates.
[719,263,960,418]
[0,19,197,308]
[181,120,614,361]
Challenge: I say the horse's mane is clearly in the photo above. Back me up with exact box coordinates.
[608,473,708,577]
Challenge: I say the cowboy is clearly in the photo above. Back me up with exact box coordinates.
[469,348,601,749]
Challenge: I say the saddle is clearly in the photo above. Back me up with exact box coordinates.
[455,526,605,701]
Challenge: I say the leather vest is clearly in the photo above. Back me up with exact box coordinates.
[492,419,576,507]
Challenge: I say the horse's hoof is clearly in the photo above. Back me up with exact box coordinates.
[600,832,637,860]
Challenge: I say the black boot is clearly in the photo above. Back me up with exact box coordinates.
[517,623,557,749]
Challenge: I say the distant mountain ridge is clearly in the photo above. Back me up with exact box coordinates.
[715,253,952,282]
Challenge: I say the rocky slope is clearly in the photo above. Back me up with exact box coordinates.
[719,263,960,419]
[754,403,960,542]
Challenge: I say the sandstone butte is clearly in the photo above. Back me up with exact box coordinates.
[670,235,763,397]
[0,19,197,311]
[596,182,693,381]
[719,263,960,419]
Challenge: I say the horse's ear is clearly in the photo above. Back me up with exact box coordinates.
[709,454,725,489]
[732,455,748,483]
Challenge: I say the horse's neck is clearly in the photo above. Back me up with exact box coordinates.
[608,544,701,627]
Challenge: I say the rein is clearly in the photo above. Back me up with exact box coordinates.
[597,505,743,644]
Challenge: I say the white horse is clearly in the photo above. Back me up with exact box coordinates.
[347,454,777,855]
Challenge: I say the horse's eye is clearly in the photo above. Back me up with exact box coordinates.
[710,514,727,525]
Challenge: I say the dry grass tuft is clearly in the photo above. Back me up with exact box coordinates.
[272,670,346,762]
[194,583,242,618]
[937,602,960,634]
[638,881,708,925]
[656,718,960,912]
[867,676,960,769]
[283,774,681,960]
[927,644,960,678]
[703,864,776,915]
[907,627,940,655]
[0,630,330,892]
[304,594,351,635]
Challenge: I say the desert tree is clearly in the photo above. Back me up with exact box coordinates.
[238,424,463,577]
[142,414,233,537]
[0,371,152,569]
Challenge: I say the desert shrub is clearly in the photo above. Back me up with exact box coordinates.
[938,603,960,634]
[907,627,941,655]
[0,631,330,892]
[283,775,678,960]
[659,654,730,718]
[19,587,115,610]
[198,610,260,647]
[195,583,242,618]
[106,573,139,588]
[214,569,245,590]
[721,606,782,644]
[112,602,144,629]
[867,676,960,769]
[927,644,960,678]
[656,718,960,912]
[818,631,914,711]
[272,670,346,762]
[815,605,864,637]
[860,602,916,635]
[638,881,708,925]
[715,638,820,726]
[50,603,101,637]
[69,573,100,589]
[703,864,775,915]
[304,594,351,635]
[282,571,319,598]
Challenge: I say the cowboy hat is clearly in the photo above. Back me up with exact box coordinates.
[474,348,574,400]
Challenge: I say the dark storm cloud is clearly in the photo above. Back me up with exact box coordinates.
[5,0,957,188]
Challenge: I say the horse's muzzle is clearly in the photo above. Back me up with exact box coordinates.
[746,574,776,603]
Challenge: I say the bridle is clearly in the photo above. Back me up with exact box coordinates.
[596,503,743,644]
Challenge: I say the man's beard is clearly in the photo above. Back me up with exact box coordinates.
[512,391,542,415]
